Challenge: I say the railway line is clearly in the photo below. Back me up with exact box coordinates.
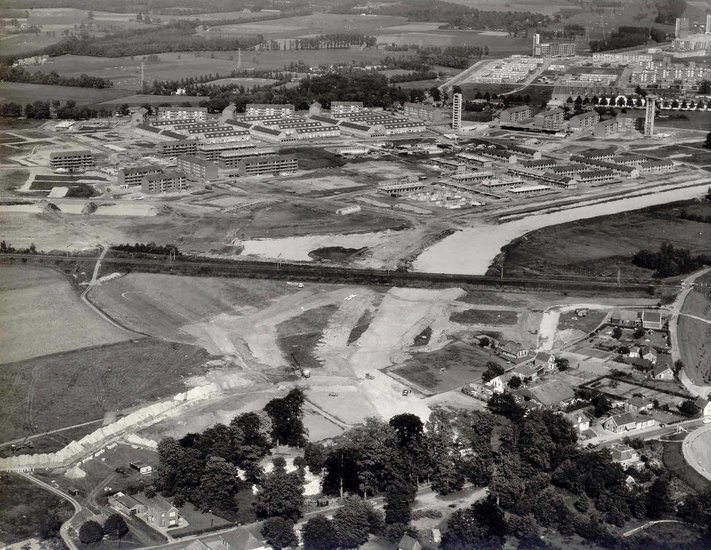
[0,251,676,292]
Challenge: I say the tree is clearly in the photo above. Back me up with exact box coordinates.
[705,132,711,149]
[646,476,673,519]
[39,515,62,540]
[303,516,339,550]
[389,413,424,448]
[555,357,569,371]
[430,87,442,103]
[264,388,307,447]
[333,498,372,549]
[104,514,129,539]
[487,392,524,422]
[679,399,697,417]
[482,361,504,383]
[79,520,104,544]
[255,469,304,521]
[384,479,416,526]
[303,442,327,475]
[195,456,240,512]
[261,517,298,550]
[699,80,711,95]
[612,327,622,339]
[442,496,507,549]
[633,327,646,339]
[507,375,522,389]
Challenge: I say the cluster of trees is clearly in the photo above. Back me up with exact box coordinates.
[535,24,585,40]
[632,242,711,278]
[654,0,688,24]
[0,99,115,120]
[258,33,377,50]
[678,208,711,224]
[369,0,549,34]
[155,389,306,515]
[0,241,37,254]
[0,0,299,12]
[590,26,666,52]
[436,397,688,548]
[0,64,112,88]
[145,68,291,96]
[388,70,438,83]
[79,514,128,544]
[302,498,384,550]
[113,243,181,256]
[416,45,488,69]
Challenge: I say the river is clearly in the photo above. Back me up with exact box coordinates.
[413,183,711,275]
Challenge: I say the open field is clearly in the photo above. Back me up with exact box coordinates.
[450,308,519,325]
[556,309,608,334]
[90,273,297,343]
[24,49,415,91]
[0,82,132,106]
[0,266,131,365]
[391,339,506,394]
[0,168,29,195]
[0,338,213,442]
[0,472,74,545]
[678,285,711,386]
[496,201,711,280]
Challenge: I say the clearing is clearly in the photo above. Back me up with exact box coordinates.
[678,278,711,385]
[0,338,213,442]
[0,266,131,365]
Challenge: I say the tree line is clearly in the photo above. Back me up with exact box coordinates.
[632,242,711,278]
[0,64,112,88]
[0,99,115,120]
[257,33,377,51]
[589,26,667,52]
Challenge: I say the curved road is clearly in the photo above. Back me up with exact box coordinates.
[16,472,81,550]
[682,424,711,483]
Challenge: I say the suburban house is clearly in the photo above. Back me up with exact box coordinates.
[640,346,658,364]
[562,410,591,433]
[462,382,494,401]
[130,461,153,475]
[651,364,674,381]
[603,412,637,433]
[693,397,711,417]
[497,341,529,360]
[519,379,576,409]
[628,346,641,359]
[641,310,664,330]
[610,309,639,327]
[533,352,556,371]
[399,534,422,550]
[485,376,506,394]
[512,362,543,381]
[109,492,185,531]
[635,416,656,430]
[625,396,653,414]
[609,443,643,469]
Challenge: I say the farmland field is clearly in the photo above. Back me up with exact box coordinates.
[0,338,213,442]
[0,82,131,106]
[0,266,132,365]
[678,284,711,386]
[450,308,519,325]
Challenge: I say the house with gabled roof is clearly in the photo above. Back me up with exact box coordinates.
[603,412,637,433]
[642,310,663,330]
[651,364,674,381]
[533,352,556,371]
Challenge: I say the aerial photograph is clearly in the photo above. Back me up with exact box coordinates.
[1,0,710,548]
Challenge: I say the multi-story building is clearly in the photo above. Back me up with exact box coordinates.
[158,139,199,156]
[532,34,575,57]
[569,111,600,130]
[156,106,207,121]
[330,101,364,116]
[533,108,565,130]
[197,142,260,161]
[49,150,95,170]
[141,171,188,194]
[244,103,295,118]
[176,155,220,180]
[451,93,462,131]
[592,52,653,65]
[218,148,280,168]
[118,165,163,187]
[499,105,532,124]
[234,154,298,176]
[403,102,443,123]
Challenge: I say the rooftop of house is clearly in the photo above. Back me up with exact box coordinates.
[652,364,672,376]
[521,379,575,407]
[642,310,663,322]
[608,412,636,426]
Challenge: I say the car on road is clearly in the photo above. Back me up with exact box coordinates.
[328,392,338,397]
[703,418,711,424]
[365,373,375,380]
[402,389,410,396]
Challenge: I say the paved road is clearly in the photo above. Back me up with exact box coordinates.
[0,418,103,449]
[682,424,711,483]
[668,267,711,396]
[16,472,81,550]
[623,519,688,538]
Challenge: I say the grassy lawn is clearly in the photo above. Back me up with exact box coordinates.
[391,340,506,393]
[557,310,608,334]
[450,308,519,325]
[0,168,29,195]
[0,472,73,544]
[276,304,337,372]
[0,339,213,442]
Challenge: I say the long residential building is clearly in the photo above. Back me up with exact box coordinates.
[330,101,364,116]
[218,147,279,168]
[50,150,94,170]
[141,171,188,194]
[177,155,220,180]
[499,105,532,124]
[118,165,163,187]
[234,154,298,176]
[197,142,259,161]
[157,106,207,121]
[403,102,443,122]
[534,108,565,130]
[569,111,600,130]
[245,103,295,118]
[158,139,199,156]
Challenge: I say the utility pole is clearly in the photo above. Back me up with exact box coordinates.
[140,59,145,93]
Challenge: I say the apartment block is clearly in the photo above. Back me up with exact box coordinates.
[49,150,95,170]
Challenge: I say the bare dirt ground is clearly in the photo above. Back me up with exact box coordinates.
[0,266,131,364]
